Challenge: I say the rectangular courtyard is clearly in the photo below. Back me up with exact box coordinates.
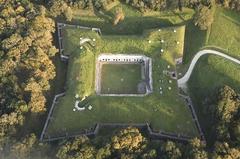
[101,64,142,94]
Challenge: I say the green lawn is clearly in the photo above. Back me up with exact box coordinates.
[44,25,199,139]
[183,22,207,64]
[179,7,240,74]
[101,64,142,94]
[207,7,240,58]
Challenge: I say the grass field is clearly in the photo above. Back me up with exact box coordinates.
[101,64,142,94]
[178,7,240,77]
[207,8,240,58]
[186,7,240,143]
[45,24,199,138]
[182,7,240,65]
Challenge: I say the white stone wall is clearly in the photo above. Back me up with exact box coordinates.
[98,54,146,63]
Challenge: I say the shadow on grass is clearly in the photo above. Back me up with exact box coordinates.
[183,21,207,64]
[188,56,240,146]
[62,16,173,35]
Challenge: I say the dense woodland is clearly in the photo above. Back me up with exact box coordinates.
[0,0,239,158]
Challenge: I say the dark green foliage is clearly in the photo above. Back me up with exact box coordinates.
[56,136,96,159]
[48,0,118,19]
[1,133,53,159]
[56,127,158,159]
[212,142,240,158]
[211,86,240,141]
[111,127,147,153]
[0,1,57,113]
[215,86,239,123]
[47,0,214,16]
[124,0,214,12]
[96,144,112,159]
[54,127,211,159]
[201,86,240,157]
[47,0,215,18]
[186,138,208,159]
[0,0,57,154]
[125,0,168,12]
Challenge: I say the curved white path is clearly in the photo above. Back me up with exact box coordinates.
[178,49,240,88]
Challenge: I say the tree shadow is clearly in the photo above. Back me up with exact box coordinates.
[183,21,207,64]
[69,16,173,35]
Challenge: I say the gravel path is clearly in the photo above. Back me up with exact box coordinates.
[178,49,240,88]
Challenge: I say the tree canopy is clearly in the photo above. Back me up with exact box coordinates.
[194,5,214,30]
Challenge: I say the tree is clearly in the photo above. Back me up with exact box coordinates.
[194,5,214,30]
[0,1,56,158]
[0,2,57,115]
[211,86,240,140]
[218,0,240,11]
[213,142,240,159]
[215,86,239,123]
[186,138,208,159]
[0,111,24,155]
[29,92,46,112]
[1,33,22,50]
[10,134,37,159]
[24,78,47,112]
[231,118,240,142]
[96,144,111,159]
[111,127,146,153]
[0,112,24,137]
[0,18,6,34]
[119,153,136,159]
[113,7,125,25]
[49,0,68,17]
[161,141,182,159]
[141,149,157,159]
[56,136,96,159]
[64,6,73,21]
[221,0,231,8]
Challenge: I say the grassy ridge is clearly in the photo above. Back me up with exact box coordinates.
[207,8,240,58]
